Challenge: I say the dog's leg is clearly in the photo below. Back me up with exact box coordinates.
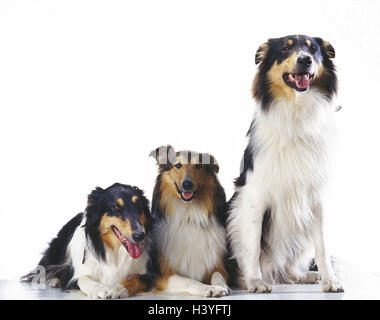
[228,191,271,293]
[156,273,229,297]
[77,276,113,299]
[312,204,344,292]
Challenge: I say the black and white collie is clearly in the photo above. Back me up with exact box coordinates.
[22,183,157,298]
[227,35,344,293]
[150,145,230,297]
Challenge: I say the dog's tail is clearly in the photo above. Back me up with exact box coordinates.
[21,212,83,289]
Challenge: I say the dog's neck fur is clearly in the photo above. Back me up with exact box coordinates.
[256,89,335,139]
[160,196,213,226]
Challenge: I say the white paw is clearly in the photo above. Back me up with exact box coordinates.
[201,285,230,298]
[88,284,112,299]
[321,279,344,293]
[106,284,129,299]
[247,279,272,293]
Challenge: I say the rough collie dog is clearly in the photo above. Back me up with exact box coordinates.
[150,145,230,297]
[22,183,156,298]
[227,35,344,293]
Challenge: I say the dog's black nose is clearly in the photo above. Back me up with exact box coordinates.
[182,179,194,191]
[297,55,312,67]
[132,231,145,243]
[297,55,311,67]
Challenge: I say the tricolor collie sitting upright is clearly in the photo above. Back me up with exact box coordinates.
[150,145,230,297]
[23,183,156,298]
[227,35,344,293]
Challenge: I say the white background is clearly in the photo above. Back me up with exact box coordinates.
[0,0,379,281]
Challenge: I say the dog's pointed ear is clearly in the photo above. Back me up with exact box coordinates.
[314,37,335,59]
[201,153,219,174]
[149,145,176,167]
[255,42,269,65]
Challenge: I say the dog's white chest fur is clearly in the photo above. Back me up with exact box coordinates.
[156,202,226,282]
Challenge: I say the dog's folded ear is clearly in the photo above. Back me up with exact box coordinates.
[149,145,176,167]
[201,153,219,174]
[255,42,269,65]
[87,187,104,207]
[314,37,335,59]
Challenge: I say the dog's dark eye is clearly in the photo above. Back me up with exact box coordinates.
[112,204,120,210]
[175,163,182,169]
[195,164,202,169]
[281,46,290,52]
[309,44,317,54]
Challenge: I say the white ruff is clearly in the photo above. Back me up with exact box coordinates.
[156,200,227,282]
[227,89,336,284]
[67,217,149,289]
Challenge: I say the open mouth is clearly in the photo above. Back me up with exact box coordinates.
[175,183,195,202]
[283,72,314,92]
[111,225,142,259]
[181,191,194,201]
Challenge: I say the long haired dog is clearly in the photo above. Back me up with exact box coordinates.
[227,35,344,293]
[22,183,156,298]
[150,145,230,297]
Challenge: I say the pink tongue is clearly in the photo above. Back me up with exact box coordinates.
[295,74,310,88]
[126,241,142,259]
[182,192,193,199]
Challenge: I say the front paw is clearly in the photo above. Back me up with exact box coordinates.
[106,284,129,299]
[202,285,230,298]
[88,284,112,299]
[247,279,272,293]
[321,279,344,293]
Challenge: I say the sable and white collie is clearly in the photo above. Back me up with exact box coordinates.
[22,183,157,298]
[227,35,344,293]
[150,145,230,297]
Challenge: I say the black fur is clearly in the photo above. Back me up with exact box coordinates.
[234,119,256,188]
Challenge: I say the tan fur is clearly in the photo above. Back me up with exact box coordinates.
[255,42,268,64]
[154,270,175,291]
[100,214,132,250]
[140,213,147,228]
[305,39,311,46]
[131,195,138,203]
[287,39,293,45]
[121,275,147,296]
[116,198,124,206]
[267,52,298,101]
[158,155,217,218]
[266,52,323,101]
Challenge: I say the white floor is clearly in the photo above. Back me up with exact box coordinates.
[1,274,379,300]
[1,258,379,300]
